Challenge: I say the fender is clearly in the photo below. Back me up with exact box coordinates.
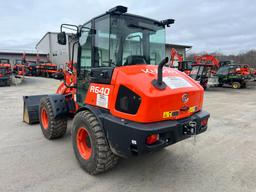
[75,105,120,155]
[47,94,68,118]
[76,105,105,127]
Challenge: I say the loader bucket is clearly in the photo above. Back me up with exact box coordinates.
[23,95,47,124]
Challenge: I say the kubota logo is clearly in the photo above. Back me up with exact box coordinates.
[141,68,179,75]
[182,93,189,103]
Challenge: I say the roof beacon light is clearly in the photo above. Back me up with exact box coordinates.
[108,6,127,14]
[161,19,175,27]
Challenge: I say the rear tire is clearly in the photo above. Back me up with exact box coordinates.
[241,82,247,88]
[72,110,119,175]
[39,97,67,139]
[231,82,241,89]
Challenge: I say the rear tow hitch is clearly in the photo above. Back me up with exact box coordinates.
[183,121,198,144]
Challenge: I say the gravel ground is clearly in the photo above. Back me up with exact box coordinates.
[0,77,255,192]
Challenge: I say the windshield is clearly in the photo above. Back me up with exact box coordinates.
[79,14,166,69]
[0,68,7,74]
[15,60,23,64]
[190,65,212,80]
[0,59,9,64]
[109,15,165,66]
[190,66,200,79]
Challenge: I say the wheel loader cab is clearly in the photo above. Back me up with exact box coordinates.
[75,11,167,104]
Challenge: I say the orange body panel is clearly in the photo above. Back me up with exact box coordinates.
[84,65,204,123]
[85,83,114,109]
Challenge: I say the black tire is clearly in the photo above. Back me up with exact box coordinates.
[241,82,247,88]
[231,82,241,89]
[7,79,11,86]
[39,97,67,139]
[72,110,119,175]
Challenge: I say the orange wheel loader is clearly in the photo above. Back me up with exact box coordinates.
[23,6,210,175]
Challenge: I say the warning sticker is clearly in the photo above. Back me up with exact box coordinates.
[96,94,109,108]
[163,76,192,89]
[189,106,198,113]
[163,111,179,118]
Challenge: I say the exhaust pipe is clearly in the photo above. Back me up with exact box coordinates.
[152,57,169,90]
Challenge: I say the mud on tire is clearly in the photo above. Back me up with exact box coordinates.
[39,96,67,139]
[72,110,119,175]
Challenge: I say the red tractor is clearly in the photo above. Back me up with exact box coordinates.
[0,59,12,86]
[13,64,26,76]
[23,6,210,175]
[36,63,58,78]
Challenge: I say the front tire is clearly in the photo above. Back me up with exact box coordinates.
[39,97,67,139]
[231,82,241,89]
[72,110,119,175]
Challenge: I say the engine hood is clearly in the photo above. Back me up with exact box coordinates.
[110,64,204,123]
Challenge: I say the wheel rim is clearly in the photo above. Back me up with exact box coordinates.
[77,127,92,160]
[233,83,238,88]
[41,108,49,129]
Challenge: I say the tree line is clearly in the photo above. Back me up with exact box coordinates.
[187,49,256,68]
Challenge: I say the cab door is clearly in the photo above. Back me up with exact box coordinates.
[76,22,93,105]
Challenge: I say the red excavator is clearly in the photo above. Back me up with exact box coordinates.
[170,48,192,75]
[189,55,220,89]
[194,55,220,74]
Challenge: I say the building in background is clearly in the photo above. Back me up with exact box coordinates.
[0,50,48,66]
[165,43,192,67]
[36,32,192,67]
[165,43,192,58]
[36,32,77,68]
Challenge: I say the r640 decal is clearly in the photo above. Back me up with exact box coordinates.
[90,86,110,96]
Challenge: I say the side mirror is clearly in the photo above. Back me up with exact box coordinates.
[89,29,96,35]
[57,32,67,45]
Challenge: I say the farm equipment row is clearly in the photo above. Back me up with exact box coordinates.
[13,62,60,78]
[170,49,255,89]
[0,58,62,86]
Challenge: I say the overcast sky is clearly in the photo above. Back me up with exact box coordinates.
[0,0,255,54]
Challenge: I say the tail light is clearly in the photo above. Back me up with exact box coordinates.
[201,118,208,127]
[146,134,159,145]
